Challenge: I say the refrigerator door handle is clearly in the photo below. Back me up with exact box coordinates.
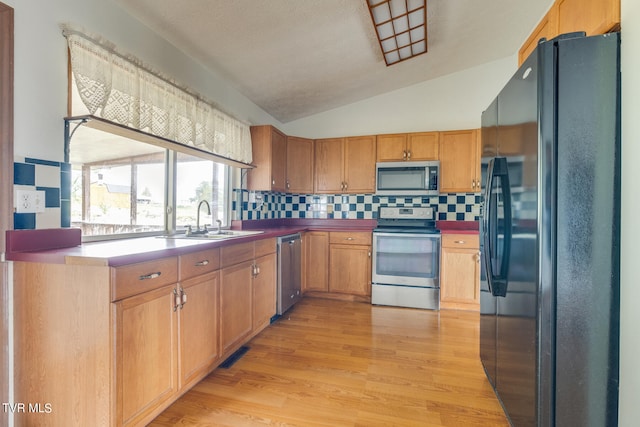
[482,157,512,297]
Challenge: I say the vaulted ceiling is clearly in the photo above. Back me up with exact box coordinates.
[114,0,553,123]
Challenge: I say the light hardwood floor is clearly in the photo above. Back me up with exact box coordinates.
[150,297,508,427]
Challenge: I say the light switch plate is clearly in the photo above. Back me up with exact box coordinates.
[16,190,46,213]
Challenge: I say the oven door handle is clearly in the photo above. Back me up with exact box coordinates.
[373,232,441,239]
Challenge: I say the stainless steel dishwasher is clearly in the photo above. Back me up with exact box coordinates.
[277,233,302,315]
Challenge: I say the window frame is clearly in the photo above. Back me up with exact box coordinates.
[65,117,235,242]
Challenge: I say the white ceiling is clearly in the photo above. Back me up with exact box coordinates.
[114,0,553,124]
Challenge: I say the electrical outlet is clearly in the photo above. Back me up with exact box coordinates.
[16,190,46,213]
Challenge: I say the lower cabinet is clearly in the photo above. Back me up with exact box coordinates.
[115,285,179,426]
[253,252,277,331]
[303,231,329,292]
[327,231,372,299]
[440,234,481,311]
[220,260,254,355]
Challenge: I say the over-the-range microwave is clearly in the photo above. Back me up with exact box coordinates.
[375,161,439,196]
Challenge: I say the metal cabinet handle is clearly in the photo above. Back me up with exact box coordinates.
[139,272,161,280]
[173,288,180,312]
[286,180,290,189]
[272,179,276,185]
[345,237,354,241]
[180,288,187,309]
[402,150,407,160]
[407,151,411,160]
[194,260,209,266]
[454,240,466,244]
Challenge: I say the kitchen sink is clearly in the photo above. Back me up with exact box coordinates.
[162,230,265,240]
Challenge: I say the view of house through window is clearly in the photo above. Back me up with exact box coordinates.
[69,124,231,239]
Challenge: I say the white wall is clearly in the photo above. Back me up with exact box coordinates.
[619,0,639,425]
[4,0,280,162]
[282,55,517,138]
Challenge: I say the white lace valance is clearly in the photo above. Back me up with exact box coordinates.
[64,31,253,166]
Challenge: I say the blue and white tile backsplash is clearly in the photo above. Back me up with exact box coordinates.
[13,156,71,229]
[233,190,480,221]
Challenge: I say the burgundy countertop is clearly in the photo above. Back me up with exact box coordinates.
[6,219,478,267]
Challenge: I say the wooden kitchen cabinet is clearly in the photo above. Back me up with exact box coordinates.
[252,240,277,332]
[303,231,329,292]
[377,132,439,162]
[314,136,376,193]
[328,231,372,298]
[518,0,620,65]
[439,129,481,193]
[220,259,254,355]
[286,136,314,193]
[247,125,287,192]
[440,234,480,311]
[115,284,179,426]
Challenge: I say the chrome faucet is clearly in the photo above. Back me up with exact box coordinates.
[195,200,211,234]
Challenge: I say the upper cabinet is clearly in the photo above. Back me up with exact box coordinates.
[315,136,376,194]
[286,136,314,194]
[518,0,620,65]
[247,125,287,192]
[439,129,481,193]
[377,132,439,162]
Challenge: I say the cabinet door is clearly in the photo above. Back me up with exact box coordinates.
[178,271,219,390]
[344,135,376,193]
[329,244,372,296]
[248,125,287,192]
[220,260,253,355]
[314,138,345,193]
[271,127,287,192]
[556,0,619,36]
[439,129,480,193]
[253,252,277,332]
[440,247,480,310]
[304,231,329,292]
[286,136,314,193]
[518,4,558,65]
[407,132,439,161]
[115,284,178,426]
[376,134,407,162]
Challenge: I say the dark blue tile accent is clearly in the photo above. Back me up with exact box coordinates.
[285,211,292,218]
[335,203,342,210]
[299,211,306,218]
[456,213,465,221]
[447,205,456,212]
[357,212,364,219]
[60,162,71,172]
[14,162,35,185]
[364,204,372,211]
[292,204,299,211]
[438,212,447,220]
[373,196,380,203]
[372,211,378,219]
[341,211,348,219]
[36,187,61,208]
[475,195,481,203]
[60,171,71,200]
[25,158,60,167]
[299,196,306,204]
[388,197,396,203]
[349,203,356,211]
[404,198,413,203]
[14,213,36,229]
[457,195,465,203]
[61,200,71,227]
[422,197,430,203]
[327,196,334,203]
[466,205,472,212]
[232,201,237,211]
[357,195,364,203]
[439,195,447,204]
[285,196,292,203]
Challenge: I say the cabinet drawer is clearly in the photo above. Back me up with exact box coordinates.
[329,231,372,246]
[441,234,479,249]
[112,257,178,301]
[220,241,255,268]
[179,248,220,280]
[255,237,276,258]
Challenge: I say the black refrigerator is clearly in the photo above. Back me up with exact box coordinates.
[480,32,620,426]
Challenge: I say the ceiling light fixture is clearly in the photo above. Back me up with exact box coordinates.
[366,0,427,66]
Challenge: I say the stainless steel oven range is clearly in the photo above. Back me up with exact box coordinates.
[371,207,441,310]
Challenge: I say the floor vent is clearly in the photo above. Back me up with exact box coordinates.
[220,345,250,369]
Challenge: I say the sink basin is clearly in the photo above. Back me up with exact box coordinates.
[162,230,265,240]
